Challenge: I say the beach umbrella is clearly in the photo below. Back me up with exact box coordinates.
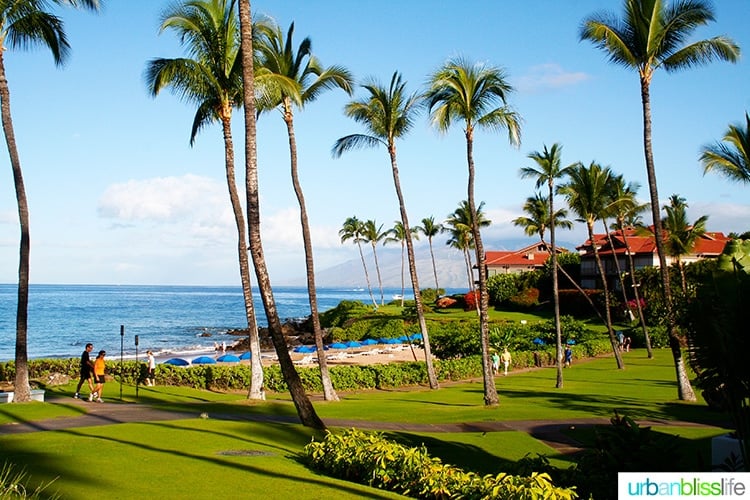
[239,352,252,360]
[398,335,410,342]
[361,339,378,346]
[192,355,216,365]
[163,357,189,366]
[345,340,361,348]
[329,342,348,349]
[409,333,422,341]
[217,354,241,363]
[377,337,390,344]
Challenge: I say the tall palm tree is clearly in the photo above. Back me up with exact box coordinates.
[361,220,387,307]
[519,143,572,389]
[255,21,353,402]
[146,0,265,400]
[236,0,323,429]
[581,0,739,401]
[385,221,419,306]
[416,216,443,291]
[339,216,377,307]
[662,194,709,294]
[700,112,750,185]
[332,72,438,389]
[608,175,653,357]
[426,58,521,406]
[560,161,625,369]
[444,200,490,292]
[1,0,102,403]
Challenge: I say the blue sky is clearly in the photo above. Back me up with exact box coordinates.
[0,0,748,286]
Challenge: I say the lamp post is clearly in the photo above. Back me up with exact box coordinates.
[135,335,139,399]
[119,325,124,400]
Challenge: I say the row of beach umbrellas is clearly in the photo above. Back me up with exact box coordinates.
[163,352,251,366]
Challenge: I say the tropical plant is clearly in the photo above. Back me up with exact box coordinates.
[384,221,419,306]
[255,20,353,402]
[685,239,750,466]
[426,57,521,406]
[0,0,102,403]
[339,216,377,307]
[662,194,708,294]
[415,216,443,290]
[443,200,490,292]
[145,0,266,400]
[560,161,624,369]
[361,219,387,306]
[580,0,740,401]
[518,143,572,388]
[333,72,438,389]
[235,0,323,428]
[700,112,750,185]
[608,175,653,357]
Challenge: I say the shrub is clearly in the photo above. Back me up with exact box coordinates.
[487,273,521,305]
[463,290,479,311]
[304,428,576,499]
[507,287,540,309]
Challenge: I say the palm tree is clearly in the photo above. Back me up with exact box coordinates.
[385,221,419,306]
[519,143,572,389]
[416,216,443,291]
[426,58,521,406]
[608,175,653,357]
[235,0,323,429]
[145,0,266,400]
[332,72,438,389]
[255,21,353,402]
[700,112,750,185]
[361,220,387,307]
[581,0,740,401]
[0,0,102,403]
[444,200,490,293]
[339,216,377,307]
[662,194,709,294]
[560,161,625,369]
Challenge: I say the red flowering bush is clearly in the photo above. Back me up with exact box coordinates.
[463,290,479,311]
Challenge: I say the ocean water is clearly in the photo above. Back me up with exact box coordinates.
[0,284,448,362]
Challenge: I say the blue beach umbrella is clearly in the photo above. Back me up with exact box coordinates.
[329,342,348,349]
[217,354,241,363]
[163,357,189,366]
[345,340,361,348]
[239,352,252,360]
[361,339,378,346]
[409,333,422,341]
[192,355,216,365]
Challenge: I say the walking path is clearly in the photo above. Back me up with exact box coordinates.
[0,395,722,456]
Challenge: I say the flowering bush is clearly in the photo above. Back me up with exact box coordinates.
[463,290,479,311]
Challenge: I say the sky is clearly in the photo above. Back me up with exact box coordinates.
[0,0,748,287]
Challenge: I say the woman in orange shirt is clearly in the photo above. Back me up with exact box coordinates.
[90,350,106,403]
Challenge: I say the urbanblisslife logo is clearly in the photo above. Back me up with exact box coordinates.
[619,473,750,497]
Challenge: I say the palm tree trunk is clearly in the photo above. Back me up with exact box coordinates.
[237,1,324,429]
[428,237,440,290]
[549,183,563,389]
[0,54,31,403]
[283,100,337,401]
[399,242,405,307]
[370,242,385,306]
[588,221,624,369]
[619,222,652,357]
[219,117,264,400]
[603,220,632,322]
[357,240,377,307]
[640,76,696,401]
[465,129,498,406]
[388,146,438,388]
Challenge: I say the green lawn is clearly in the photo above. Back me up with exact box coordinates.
[0,349,734,499]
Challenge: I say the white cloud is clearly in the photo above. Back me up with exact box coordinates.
[517,63,590,93]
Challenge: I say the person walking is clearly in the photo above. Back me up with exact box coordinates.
[90,350,107,403]
[501,348,512,376]
[491,351,500,375]
[146,351,156,386]
[564,346,573,368]
[74,343,95,400]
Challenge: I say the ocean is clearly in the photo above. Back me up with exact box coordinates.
[0,284,452,362]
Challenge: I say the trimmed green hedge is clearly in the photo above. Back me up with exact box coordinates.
[304,428,577,499]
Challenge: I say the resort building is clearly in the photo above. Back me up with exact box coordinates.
[576,227,730,289]
[485,242,567,276]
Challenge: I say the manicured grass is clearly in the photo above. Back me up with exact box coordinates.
[0,348,734,498]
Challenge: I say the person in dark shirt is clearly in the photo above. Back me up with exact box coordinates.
[74,343,95,399]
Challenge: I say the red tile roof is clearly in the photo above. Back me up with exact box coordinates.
[578,228,729,257]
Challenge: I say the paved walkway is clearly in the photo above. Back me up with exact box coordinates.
[0,395,724,456]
